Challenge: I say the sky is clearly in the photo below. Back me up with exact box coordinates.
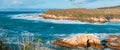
[0,0,120,9]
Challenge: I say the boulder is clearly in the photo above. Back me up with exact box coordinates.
[104,35,120,49]
[53,34,104,48]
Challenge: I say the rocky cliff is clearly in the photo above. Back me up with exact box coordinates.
[40,6,120,23]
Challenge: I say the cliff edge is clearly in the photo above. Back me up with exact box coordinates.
[40,6,120,23]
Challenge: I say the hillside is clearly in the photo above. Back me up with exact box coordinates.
[98,5,120,9]
[40,6,120,23]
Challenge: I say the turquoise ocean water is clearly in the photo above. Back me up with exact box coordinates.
[0,11,120,50]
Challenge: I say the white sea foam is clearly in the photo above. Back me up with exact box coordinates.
[53,34,66,36]
[21,31,35,36]
[9,14,107,25]
[59,33,120,40]
[9,14,120,25]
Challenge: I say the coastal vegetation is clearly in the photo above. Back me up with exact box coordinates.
[41,6,120,23]
[0,32,42,50]
[0,40,7,50]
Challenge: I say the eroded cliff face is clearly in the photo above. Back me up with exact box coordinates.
[40,14,75,20]
[40,14,120,23]
[40,14,107,23]
[109,18,120,22]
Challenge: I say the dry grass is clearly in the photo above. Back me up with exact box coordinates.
[44,7,120,19]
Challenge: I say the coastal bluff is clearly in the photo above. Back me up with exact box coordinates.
[53,34,120,50]
[40,6,120,23]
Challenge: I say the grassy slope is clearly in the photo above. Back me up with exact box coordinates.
[41,6,120,23]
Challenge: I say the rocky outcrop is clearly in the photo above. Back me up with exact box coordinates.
[53,34,104,48]
[54,34,120,49]
[40,14,120,23]
[40,14,76,20]
[104,35,120,49]
[109,18,120,22]
[40,14,107,23]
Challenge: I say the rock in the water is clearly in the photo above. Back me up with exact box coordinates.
[53,34,104,48]
[104,35,120,49]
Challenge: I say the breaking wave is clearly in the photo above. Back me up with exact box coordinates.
[8,14,116,25]
[0,28,119,50]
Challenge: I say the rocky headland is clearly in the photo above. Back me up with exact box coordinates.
[53,34,120,50]
[40,6,120,23]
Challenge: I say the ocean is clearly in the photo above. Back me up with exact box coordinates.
[0,11,120,50]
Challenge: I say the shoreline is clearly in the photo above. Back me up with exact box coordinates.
[11,14,120,25]
[10,14,120,25]
[40,14,120,23]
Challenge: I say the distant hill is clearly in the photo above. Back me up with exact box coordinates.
[98,5,120,9]
[41,6,120,23]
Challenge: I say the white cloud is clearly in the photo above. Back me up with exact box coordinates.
[12,0,23,4]
[73,0,87,3]
[68,0,99,5]
[70,0,120,8]
[0,0,45,8]
[69,0,89,5]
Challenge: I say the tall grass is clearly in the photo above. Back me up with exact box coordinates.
[0,31,43,50]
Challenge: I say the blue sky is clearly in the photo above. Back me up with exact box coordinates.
[0,0,120,9]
